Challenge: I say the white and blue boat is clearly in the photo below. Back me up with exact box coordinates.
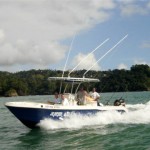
[5,77,127,129]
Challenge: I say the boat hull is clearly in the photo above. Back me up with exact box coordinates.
[5,102,127,129]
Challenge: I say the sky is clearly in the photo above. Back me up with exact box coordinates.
[0,0,150,73]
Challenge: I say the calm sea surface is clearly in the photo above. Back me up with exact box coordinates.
[1,92,150,150]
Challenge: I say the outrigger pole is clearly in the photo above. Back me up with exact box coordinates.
[83,34,128,78]
[68,38,109,77]
[59,33,76,94]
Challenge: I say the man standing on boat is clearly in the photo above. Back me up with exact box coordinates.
[77,87,88,105]
[89,88,100,105]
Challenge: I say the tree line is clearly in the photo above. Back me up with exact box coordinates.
[0,64,150,97]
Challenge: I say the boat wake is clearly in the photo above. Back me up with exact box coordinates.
[38,101,150,130]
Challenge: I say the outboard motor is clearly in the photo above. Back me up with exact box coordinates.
[114,98,126,106]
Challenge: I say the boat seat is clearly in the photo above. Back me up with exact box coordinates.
[64,93,77,106]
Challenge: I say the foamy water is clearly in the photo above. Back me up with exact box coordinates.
[38,101,150,130]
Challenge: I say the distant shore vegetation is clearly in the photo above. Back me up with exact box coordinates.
[0,64,150,97]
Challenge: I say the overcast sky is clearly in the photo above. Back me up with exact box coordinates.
[0,0,150,73]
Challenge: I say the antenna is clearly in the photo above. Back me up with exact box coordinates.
[83,34,128,77]
[68,38,109,77]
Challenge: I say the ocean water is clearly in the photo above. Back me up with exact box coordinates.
[1,92,150,150]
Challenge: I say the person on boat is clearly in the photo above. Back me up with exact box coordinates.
[77,86,88,105]
[89,88,100,101]
[89,88,100,105]
[54,92,61,104]
[47,92,61,104]
[60,93,69,106]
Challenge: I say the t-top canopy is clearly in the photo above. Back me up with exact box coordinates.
[48,77,100,83]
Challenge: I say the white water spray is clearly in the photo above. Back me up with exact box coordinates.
[38,101,150,130]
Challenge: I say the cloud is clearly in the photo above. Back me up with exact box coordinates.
[120,0,150,16]
[1,0,149,72]
[120,4,148,16]
[0,34,67,66]
[141,41,150,48]
[147,1,150,9]
[0,0,115,72]
[134,59,150,66]
[72,53,101,71]
[0,29,5,43]
[117,63,128,70]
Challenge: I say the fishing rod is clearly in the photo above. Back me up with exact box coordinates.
[68,38,109,77]
[59,33,76,94]
[104,86,120,105]
[83,34,128,78]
